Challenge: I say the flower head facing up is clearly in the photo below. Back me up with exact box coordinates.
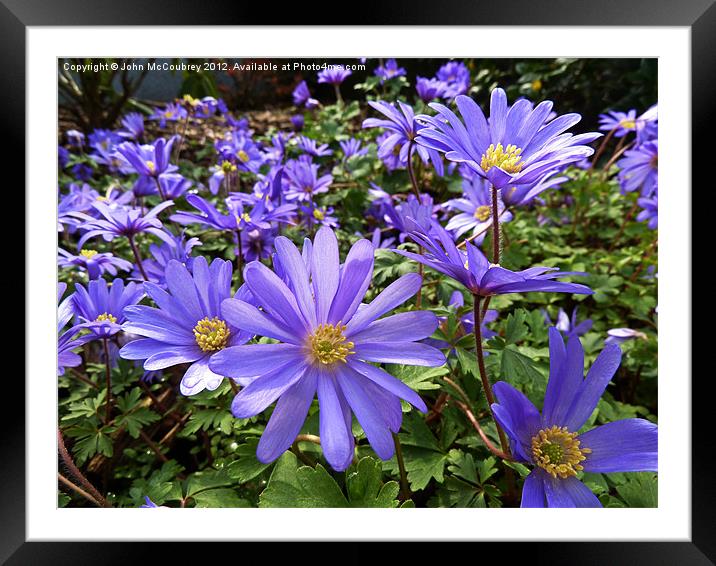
[416,88,600,189]
[394,219,593,298]
[119,256,254,396]
[492,329,657,507]
[72,278,144,338]
[375,59,406,83]
[208,227,446,471]
[283,158,333,202]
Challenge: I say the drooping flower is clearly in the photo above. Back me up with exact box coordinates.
[292,80,319,109]
[416,88,600,189]
[598,109,638,138]
[444,175,513,242]
[74,200,175,249]
[617,140,658,197]
[605,328,648,346]
[415,76,448,103]
[291,114,304,131]
[636,191,658,230]
[491,329,657,507]
[542,306,592,339]
[120,256,254,395]
[374,59,406,82]
[435,61,470,99]
[297,136,333,157]
[58,248,133,280]
[363,100,444,176]
[71,277,144,339]
[394,219,593,297]
[209,227,445,471]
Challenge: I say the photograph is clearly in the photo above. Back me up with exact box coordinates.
[55,56,659,510]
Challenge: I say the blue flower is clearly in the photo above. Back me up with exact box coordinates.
[58,248,133,280]
[444,175,513,243]
[492,329,657,507]
[292,80,318,108]
[71,278,144,339]
[374,59,406,83]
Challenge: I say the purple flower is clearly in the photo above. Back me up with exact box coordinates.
[598,110,637,138]
[58,248,133,279]
[241,228,277,262]
[637,191,658,229]
[58,283,93,376]
[120,257,254,395]
[617,140,658,197]
[492,329,657,507]
[215,132,263,173]
[283,158,333,202]
[71,163,93,181]
[605,328,648,346]
[339,138,368,160]
[297,136,333,157]
[88,129,123,154]
[363,100,445,176]
[115,138,176,179]
[58,183,100,232]
[374,59,406,82]
[290,114,305,131]
[119,112,145,141]
[66,129,85,148]
[394,220,593,297]
[444,176,513,242]
[369,228,396,250]
[435,61,470,99]
[150,102,188,128]
[72,278,144,339]
[415,76,448,103]
[384,193,436,240]
[292,80,319,109]
[74,200,175,249]
[542,307,592,339]
[59,146,70,169]
[416,88,600,189]
[208,227,445,470]
[300,203,339,229]
[317,66,352,85]
[635,104,658,144]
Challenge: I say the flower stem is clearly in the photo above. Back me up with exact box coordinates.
[392,432,411,501]
[102,338,112,424]
[406,140,421,199]
[153,176,167,201]
[58,473,103,507]
[588,126,616,173]
[236,229,244,285]
[333,84,343,105]
[490,185,500,264]
[58,428,110,507]
[127,234,149,281]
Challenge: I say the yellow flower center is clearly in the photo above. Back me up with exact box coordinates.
[221,160,237,173]
[164,111,174,118]
[193,317,231,352]
[480,143,524,174]
[237,150,250,163]
[308,324,354,365]
[239,212,251,224]
[474,205,491,221]
[95,312,117,323]
[80,249,98,259]
[531,426,591,479]
[183,94,200,107]
[313,208,325,221]
[619,118,636,129]
[145,160,156,174]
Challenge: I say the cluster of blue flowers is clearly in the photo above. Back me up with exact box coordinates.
[57,59,658,508]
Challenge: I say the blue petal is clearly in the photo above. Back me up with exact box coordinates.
[580,419,658,473]
[317,371,355,471]
[544,475,602,508]
[230,362,307,418]
[520,470,546,508]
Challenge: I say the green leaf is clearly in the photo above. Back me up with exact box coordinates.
[226,439,271,483]
[345,457,401,508]
[186,469,233,498]
[504,309,529,345]
[192,488,251,508]
[501,345,544,384]
[614,472,658,507]
[259,452,348,508]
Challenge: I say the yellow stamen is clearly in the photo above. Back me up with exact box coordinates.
[221,160,237,173]
[309,323,354,365]
[237,150,250,163]
[474,205,491,222]
[193,317,231,352]
[183,94,200,107]
[531,425,591,479]
[480,143,524,174]
[145,160,156,174]
[619,119,636,129]
[95,312,117,323]
[313,208,325,221]
[239,212,251,224]
[80,249,98,259]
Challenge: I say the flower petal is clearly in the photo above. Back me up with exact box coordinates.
[256,368,317,464]
[180,356,225,396]
[491,381,541,460]
[544,475,601,508]
[230,362,308,418]
[580,419,658,473]
[317,372,355,471]
[311,227,340,324]
[220,298,301,345]
[209,343,303,378]
[348,359,427,412]
[520,470,546,508]
[348,310,438,343]
[327,239,374,325]
[354,341,445,367]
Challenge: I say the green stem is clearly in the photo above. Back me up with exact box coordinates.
[102,338,112,424]
[393,432,411,501]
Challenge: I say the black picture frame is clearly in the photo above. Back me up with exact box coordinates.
[7,0,708,563]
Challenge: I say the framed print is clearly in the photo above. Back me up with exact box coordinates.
[6,0,710,562]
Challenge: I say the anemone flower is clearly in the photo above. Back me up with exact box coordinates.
[297,136,333,157]
[208,227,445,471]
[375,59,406,83]
[542,306,592,339]
[598,110,638,138]
[282,158,333,202]
[617,140,658,197]
[292,80,319,109]
[394,219,593,298]
[415,88,600,189]
[415,76,448,103]
[120,257,254,395]
[58,248,133,280]
[71,277,144,339]
[492,329,657,507]
[57,283,93,376]
[500,170,568,208]
[444,175,513,242]
[435,61,471,99]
